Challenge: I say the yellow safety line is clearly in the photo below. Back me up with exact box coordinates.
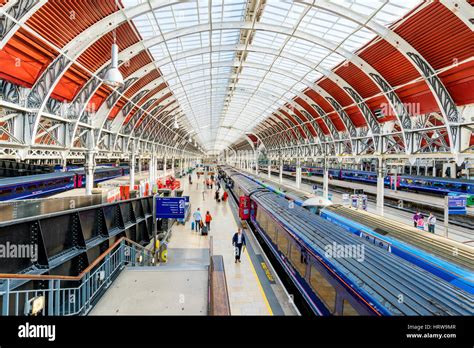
[244,246,274,315]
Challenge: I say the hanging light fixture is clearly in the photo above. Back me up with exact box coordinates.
[103,0,124,88]
[173,115,179,129]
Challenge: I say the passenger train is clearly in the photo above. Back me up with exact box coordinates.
[222,168,472,316]
[225,168,473,294]
[279,165,474,197]
[0,166,129,201]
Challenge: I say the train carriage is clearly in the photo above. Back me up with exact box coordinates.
[227,172,473,316]
[0,172,76,201]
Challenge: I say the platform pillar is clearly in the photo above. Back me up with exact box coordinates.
[163,156,167,176]
[84,119,95,196]
[130,152,136,191]
[376,157,385,216]
[296,160,302,189]
[149,154,155,186]
[84,151,95,196]
[268,163,271,179]
[432,160,436,176]
[279,161,283,184]
[254,151,259,175]
[171,157,175,176]
[323,159,329,199]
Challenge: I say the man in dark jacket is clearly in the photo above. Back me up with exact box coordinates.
[232,228,246,263]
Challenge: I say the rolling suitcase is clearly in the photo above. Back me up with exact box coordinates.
[201,225,208,235]
[191,221,195,230]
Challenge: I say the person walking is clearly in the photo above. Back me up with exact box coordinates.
[416,216,425,231]
[232,228,246,263]
[215,188,220,202]
[193,208,202,233]
[427,213,436,233]
[205,211,212,232]
[413,211,422,228]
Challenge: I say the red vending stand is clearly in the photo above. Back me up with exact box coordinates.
[239,196,250,220]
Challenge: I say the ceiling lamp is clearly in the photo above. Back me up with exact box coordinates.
[103,0,124,88]
[103,43,124,87]
[173,115,179,129]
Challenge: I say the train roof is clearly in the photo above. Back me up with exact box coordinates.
[251,190,472,315]
[0,172,75,187]
[231,174,266,196]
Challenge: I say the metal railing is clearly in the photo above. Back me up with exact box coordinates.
[0,237,155,316]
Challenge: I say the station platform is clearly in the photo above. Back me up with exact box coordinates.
[90,172,298,315]
[252,169,474,245]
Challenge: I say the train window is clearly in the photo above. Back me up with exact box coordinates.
[266,216,277,242]
[309,265,336,313]
[277,228,289,256]
[256,209,267,230]
[342,299,359,316]
[289,243,306,277]
[15,186,24,193]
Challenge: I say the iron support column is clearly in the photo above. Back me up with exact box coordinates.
[323,158,329,200]
[376,157,385,216]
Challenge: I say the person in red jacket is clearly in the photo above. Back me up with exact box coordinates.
[205,211,212,232]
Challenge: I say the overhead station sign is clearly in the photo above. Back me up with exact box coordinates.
[155,196,189,219]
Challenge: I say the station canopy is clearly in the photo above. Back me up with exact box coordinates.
[1,0,472,159]
[122,0,419,153]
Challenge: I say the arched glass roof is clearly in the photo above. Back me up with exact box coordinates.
[121,0,420,152]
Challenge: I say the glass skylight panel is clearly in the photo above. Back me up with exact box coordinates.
[121,0,422,151]
[319,52,346,70]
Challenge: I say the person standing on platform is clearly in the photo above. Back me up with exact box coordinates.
[232,228,246,263]
[205,211,212,232]
[427,213,436,233]
[222,191,228,202]
[188,174,192,185]
[215,189,220,202]
[416,216,425,231]
[413,211,422,228]
[193,208,202,233]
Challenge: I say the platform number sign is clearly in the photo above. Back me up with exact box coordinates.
[155,196,189,219]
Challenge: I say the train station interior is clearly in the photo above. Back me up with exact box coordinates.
[0,0,473,345]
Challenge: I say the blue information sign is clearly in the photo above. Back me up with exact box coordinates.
[447,196,467,215]
[156,196,189,219]
[448,196,466,208]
